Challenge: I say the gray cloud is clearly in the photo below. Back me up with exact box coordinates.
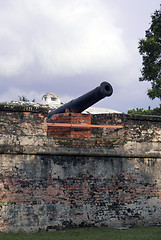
[0,0,130,77]
[0,0,160,112]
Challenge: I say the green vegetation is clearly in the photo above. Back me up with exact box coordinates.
[127,106,161,116]
[138,7,161,100]
[0,227,161,240]
[130,7,161,117]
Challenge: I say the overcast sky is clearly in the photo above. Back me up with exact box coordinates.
[0,0,161,112]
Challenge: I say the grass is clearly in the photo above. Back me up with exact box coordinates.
[0,226,161,240]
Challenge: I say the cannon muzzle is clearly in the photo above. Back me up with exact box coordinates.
[47,82,113,118]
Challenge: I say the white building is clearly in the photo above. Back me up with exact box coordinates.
[42,93,62,108]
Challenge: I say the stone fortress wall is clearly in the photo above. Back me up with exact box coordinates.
[0,104,161,232]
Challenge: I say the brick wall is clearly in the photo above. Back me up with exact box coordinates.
[1,106,161,232]
[0,154,161,232]
[0,104,48,136]
[48,113,91,138]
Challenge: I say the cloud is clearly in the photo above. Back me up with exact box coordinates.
[0,87,43,102]
[0,28,34,76]
[0,0,131,78]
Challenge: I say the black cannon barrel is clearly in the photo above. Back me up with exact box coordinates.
[47,82,113,118]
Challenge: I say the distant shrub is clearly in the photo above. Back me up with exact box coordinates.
[127,106,161,116]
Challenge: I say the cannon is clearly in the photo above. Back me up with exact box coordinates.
[47,81,113,118]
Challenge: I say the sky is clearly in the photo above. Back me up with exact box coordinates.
[0,0,161,113]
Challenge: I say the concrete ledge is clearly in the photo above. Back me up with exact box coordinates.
[1,145,161,158]
[0,134,161,158]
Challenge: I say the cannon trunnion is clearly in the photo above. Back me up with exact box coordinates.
[47,82,113,118]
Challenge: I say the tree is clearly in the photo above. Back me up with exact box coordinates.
[18,96,35,102]
[138,7,161,100]
[18,96,29,102]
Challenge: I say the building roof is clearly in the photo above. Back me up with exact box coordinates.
[42,93,60,100]
[83,106,121,114]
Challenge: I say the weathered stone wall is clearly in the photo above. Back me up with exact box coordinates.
[1,105,161,232]
[0,104,47,136]
[0,154,161,232]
